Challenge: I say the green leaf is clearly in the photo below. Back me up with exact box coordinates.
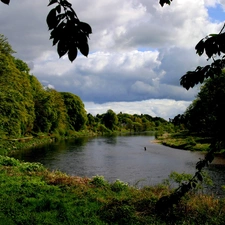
[1,0,10,5]
[209,34,218,37]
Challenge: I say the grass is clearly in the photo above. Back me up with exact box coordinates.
[0,156,225,224]
[156,131,212,152]
[0,134,225,224]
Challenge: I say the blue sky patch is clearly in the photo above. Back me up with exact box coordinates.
[207,4,225,22]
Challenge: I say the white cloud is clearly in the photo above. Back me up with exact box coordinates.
[0,0,223,120]
[84,99,191,120]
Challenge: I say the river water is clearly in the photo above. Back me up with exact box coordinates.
[11,134,225,195]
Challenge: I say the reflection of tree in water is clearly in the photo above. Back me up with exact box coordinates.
[11,137,89,162]
[105,136,117,145]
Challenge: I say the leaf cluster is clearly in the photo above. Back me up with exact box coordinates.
[181,31,225,89]
[159,0,173,7]
[47,0,92,62]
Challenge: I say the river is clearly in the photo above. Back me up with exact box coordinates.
[11,134,225,195]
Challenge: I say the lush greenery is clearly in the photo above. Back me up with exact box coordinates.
[0,34,172,141]
[0,155,224,225]
[1,1,225,222]
[168,71,225,153]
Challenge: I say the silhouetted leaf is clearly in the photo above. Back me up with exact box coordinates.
[191,180,197,188]
[196,172,203,182]
[56,13,66,22]
[48,0,58,6]
[80,22,92,35]
[196,160,205,171]
[68,45,78,62]
[205,152,214,163]
[79,42,89,57]
[205,38,217,58]
[61,0,72,7]
[47,0,92,61]
[195,39,205,56]
[57,40,68,58]
[55,4,61,13]
[47,8,58,30]
[159,0,172,7]
[1,0,10,5]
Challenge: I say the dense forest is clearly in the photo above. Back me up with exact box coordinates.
[0,34,172,139]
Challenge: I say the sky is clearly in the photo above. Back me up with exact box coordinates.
[0,0,224,120]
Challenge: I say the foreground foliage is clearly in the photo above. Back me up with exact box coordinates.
[0,156,225,225]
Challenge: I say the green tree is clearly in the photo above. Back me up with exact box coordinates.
[157,0,225,210]
[125,118,133,132]
[183,71,225,142]
[0,34,15,55]
[97,124,111,135]
[0,35,35,137]
[60,92,87,131]
[101,109,118,131]
[13,58,30,74]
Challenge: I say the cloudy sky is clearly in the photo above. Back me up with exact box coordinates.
[0,0,224,120]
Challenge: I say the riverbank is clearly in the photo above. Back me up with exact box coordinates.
[0,129,97,156]
[155,132,212,152]
[1,133,225,224]
[0,155,225,224]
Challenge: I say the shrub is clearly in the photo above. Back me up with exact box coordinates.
[111,179,129,192]
[0,156,20,166]
[90,175,109,188]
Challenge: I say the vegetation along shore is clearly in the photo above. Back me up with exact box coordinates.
[1,1,225,221]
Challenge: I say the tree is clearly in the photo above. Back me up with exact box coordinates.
[0,36,35,137]
[60,92,87,131]
[157,0,225,212]
[183,71,225,141]
[1,0,92,62]
[101,109,118,131]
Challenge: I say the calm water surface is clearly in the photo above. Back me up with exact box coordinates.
[11,134,225,193]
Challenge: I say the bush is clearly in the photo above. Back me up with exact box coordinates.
[111,179,129,192]
[90,175,109,188]
[0,156,20,166]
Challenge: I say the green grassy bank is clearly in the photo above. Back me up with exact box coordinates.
[0,135,225,224]
[0,156,225,225]
[155,131,214,152]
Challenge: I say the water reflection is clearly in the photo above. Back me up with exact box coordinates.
[11,134,225,195]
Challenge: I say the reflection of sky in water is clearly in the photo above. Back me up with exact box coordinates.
[11,135,225,192]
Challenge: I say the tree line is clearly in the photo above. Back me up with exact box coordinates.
[171,70,225,151]
[0,34,171,139]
